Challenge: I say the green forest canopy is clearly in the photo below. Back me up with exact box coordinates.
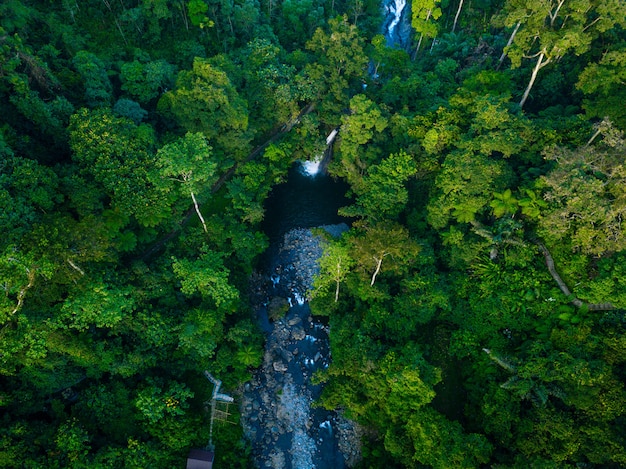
[1,0,626,467]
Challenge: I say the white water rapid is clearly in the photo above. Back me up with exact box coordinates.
[301,158,322,176]
[385,0,406,39]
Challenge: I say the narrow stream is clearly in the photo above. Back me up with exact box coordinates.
[241,164,358,468]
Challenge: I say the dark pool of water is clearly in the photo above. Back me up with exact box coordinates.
[261,164,351,248]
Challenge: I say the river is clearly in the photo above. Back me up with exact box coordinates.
[240,163,360,469]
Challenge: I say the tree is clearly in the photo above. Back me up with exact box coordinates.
[236,38,300,135]
[120,58,176,104]
[343,150,417,221]
[154,132,218,232]
[305,15,368,119]
[403,407,492,468]
[160,58,250,160]
[350,222,421,286]
[411,0,442,57]
[334,94,388,187]
[72,51,113,108]
[58,280,136,331]
[275,0,325,49]
[495,0,626,108]
[68,108,170,227]
[427,150,509,230]
[313,239,354,303]
[577,48,626,129]
[539,129,626,256]
[172,249,239,310]
[490,189,518,218]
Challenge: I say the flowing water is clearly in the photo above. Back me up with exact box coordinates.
[240,165,358,468]
[382,0,412,49]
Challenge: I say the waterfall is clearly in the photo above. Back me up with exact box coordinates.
[300,128,340,177]
[301,159,323,176]
[386,0,406,40]
[382,0,412,49]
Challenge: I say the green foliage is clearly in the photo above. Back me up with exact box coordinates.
[344,150,418,220]
[120,58,176,104]
[539,132,626,255]
[3,0,626,466]
[72,51,112,108]
[161,58,250,159]
[312,237,354,305]
[172,250,239,308]
[427,149,509,229]
[113,98,147,124]
[577,48,626,129]
[411,0,442,54]
[153,131,217,217]
[334,94,388,186]
[135,379,194,424]
[305,15,368,119]
[490,189,518,218]
[68,108,168,226]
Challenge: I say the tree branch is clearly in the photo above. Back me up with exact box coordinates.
[536,242,615,311]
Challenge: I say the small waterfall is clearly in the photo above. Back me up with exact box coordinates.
[386,0,406,39]
[301,159,323,176]
[300,128,340,177]
[382,0,412,49]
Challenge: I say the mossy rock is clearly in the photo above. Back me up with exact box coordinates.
[268,297,290,321]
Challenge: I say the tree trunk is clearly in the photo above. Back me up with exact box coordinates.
[549,0,565,27]
[334,260,342,302]
[536,242,615,311]
[519,51,547,109]
[452,0,464,33]
[497,21,521,69]
[412,10,431,59]
[191,191,208,233]
[9,268,36,317]
[370,256,383,286]
[179,0,189,30]
[413,33,424,59]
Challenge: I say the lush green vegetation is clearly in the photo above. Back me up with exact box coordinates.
[1,0,625,467]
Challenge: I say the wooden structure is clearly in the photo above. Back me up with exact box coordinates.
[185,371,235,468]
[203,370,235,450]
[186,449,214,469]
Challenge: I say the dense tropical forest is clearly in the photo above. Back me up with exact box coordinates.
[1,0,626,467]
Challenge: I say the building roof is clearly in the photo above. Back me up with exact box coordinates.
[186,449,214,469]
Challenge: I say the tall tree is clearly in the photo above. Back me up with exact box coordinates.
[539,126,626,256]
[577,47,626,130]
[68,108,168,227]
[153,132,218,232]
[305,15,368,121]
[313,239,354,303]
[350,222,421,286]
[160,58,250,160]
[411,0,442,57]
[495,0,626,108]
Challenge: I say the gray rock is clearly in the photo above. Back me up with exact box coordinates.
[273,361,288,372]
[287,316,302,326]
[291,326,306,341]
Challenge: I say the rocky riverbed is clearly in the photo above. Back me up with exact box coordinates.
[242,226,363,469]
